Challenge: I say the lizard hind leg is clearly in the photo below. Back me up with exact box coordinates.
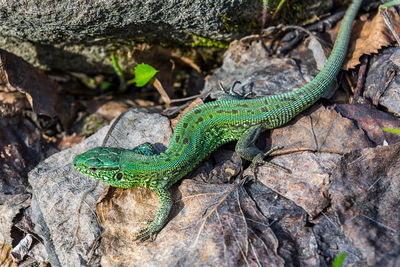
[235,125,290,174]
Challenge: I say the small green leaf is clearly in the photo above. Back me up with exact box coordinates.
[100,81,111,91]
[382,128,400,135]
[332,252,346,267]
[132,63,158,87]
[111,53,124,79]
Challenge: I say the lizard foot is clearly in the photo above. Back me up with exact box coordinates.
[218,81,256,100]
[251,146,292,174]
[134,188,173,242]
[134,221,161,242]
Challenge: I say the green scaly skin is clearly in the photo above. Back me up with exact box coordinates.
[73,0,363,241]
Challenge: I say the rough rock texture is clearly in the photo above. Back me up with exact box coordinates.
[0,0,259,73]
[0,0,334,73]
[27,109,172,266]
[1,1,256,44]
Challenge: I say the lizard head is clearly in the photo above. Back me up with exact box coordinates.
[73,147,143,188]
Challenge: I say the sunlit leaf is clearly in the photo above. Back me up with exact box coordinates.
[132,63,158,87]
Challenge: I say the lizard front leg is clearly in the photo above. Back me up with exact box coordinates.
[134,187,173,242]
[131,142,158,156]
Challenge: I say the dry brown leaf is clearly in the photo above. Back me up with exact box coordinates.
[342,6,400,70]
[330,143,400,265]
[0,92,30,116]
[0,243,17,267]
[0,49,60,117]
[170,98,204,129]
[57,133,86,150]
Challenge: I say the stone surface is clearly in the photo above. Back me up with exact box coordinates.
[0,0,334,73]
[27,109,172,266]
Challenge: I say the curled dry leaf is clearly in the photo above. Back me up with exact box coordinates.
[255,105,371,217]
[0,91,30,116]
[57,133,86,150]
[330,143,400,265]
[342,6,400,70]
[336,103,400,145]
[0,49,60,117]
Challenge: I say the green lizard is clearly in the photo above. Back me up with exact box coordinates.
[73,0,363,241]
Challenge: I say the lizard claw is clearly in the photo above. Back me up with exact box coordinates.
[218,81,257,100]
[134,225,157,242]
[219,81,242,95]
[250,146,292,174]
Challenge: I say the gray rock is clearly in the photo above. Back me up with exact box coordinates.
[1,1,255,44]
[0,0,333,73]
[28,109,172,266]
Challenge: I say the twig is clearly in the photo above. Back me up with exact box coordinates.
[153,78,171,107]
[269,147,347,157]
[169,90,211,104]
[360,214,397,233]
[279,10,346,54]
[86,233,102,265]
[352,55,368,103]
[68,181,99,250]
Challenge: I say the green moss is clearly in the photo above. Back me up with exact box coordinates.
[185,32,229,48]
[219,13,239,32]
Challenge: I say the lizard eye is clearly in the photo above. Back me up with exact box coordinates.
[114,172,123,180]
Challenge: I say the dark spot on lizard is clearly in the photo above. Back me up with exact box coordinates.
[183,123,188,128]
[196,117,204,123]
[183,138,189,144]
[175,153,180,157]
[217,110,224,113]
[237,103,248,108]
[232,109,238,114]
[209,114,213,119]
[261,107,268,113]
[175,136,180,142]
[281,96,296,102]
[194,109,201,114]
[165,158,171,162]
